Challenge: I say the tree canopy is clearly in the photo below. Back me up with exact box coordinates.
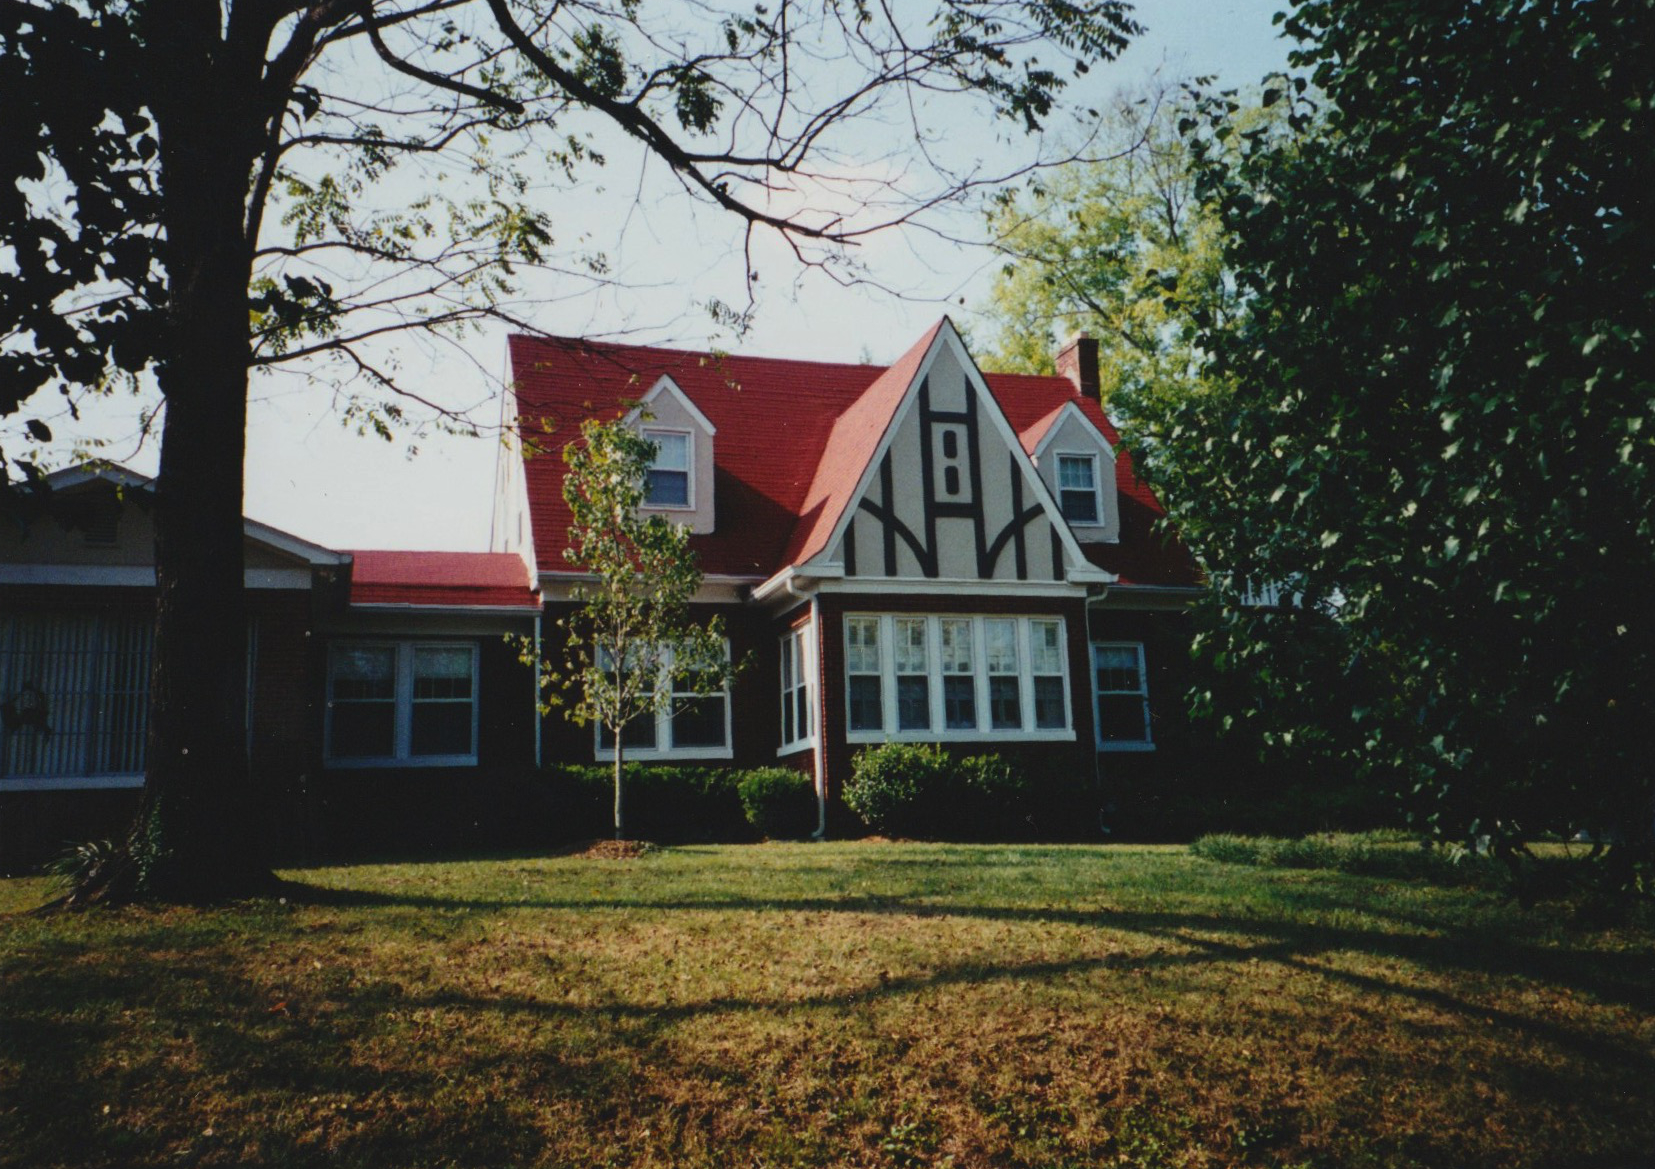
[975,84,1239,422]
[1132,0,1655,880]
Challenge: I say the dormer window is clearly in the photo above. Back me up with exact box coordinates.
[1057,454,1100,523]
[645,429,691,508]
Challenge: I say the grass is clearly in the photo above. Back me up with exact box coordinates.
[2,842,1652,1168]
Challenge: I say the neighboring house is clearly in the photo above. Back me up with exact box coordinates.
[0,468,539,867]
[0,317,1202,863]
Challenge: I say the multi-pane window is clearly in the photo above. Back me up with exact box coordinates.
[595,642,731,757]
[1057,454,1100,523]
[1030,620,1068,730]
[644,429,691,507]
[328,641,478,765]
[845,617,883,733]
[780,626,814,749]
[1093,642,1152,749]
[843,615,1070,739]
[984,619,1021,730]
[939,618,976,730]
[894,618,930,731]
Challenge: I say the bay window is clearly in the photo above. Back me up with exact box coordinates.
[328,641,478,766]
[842,614,1072,741]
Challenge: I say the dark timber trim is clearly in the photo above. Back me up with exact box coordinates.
[843,517,857,576]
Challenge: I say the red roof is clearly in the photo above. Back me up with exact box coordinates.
[507,323,1200,589]
[348,550,538,609]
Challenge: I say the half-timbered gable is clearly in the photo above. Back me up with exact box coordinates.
[815,326,1099,586]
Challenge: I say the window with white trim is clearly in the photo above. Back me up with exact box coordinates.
[939,618,976,730]
[843,614,1072,741]
[894,617,930,731]
[595,642,732,758]
[1030,620,1067,730]
[327,641,478,766]
[1093,642,1153,750]
[780,625,814,750]
[984,618,1022,730]
[644,429,692,508]
[845,617,883,733]
[1057,453,1101,524]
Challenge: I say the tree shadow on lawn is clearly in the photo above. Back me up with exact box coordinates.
[282,878,1655,1016]
[7,889,1654,1169]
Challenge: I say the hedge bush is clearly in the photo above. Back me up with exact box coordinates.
[843,744,1092,840]
[843,743,955,838]
[1190,831,1486,885]
[737,768,818,840]
[539,763,753,843]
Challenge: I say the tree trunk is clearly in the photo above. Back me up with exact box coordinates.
[613,737,626,841]
[73,2,273,903]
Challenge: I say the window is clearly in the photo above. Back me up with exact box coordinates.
[984,618,1021,730]
[939,618,976,730]
[780,625,814,750]
[894,618,930,731]
[1094,642,1152,750]
[644,429,691,507]
[1030,620,1068,730]
[845,617,883,733]
[594,642,732,758]
[2,612,152,783]
[327,641,478,766]
[1057,454,1101,524]
[843,615,1071,740]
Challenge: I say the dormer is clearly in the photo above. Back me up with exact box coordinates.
[1032,400,1120,543]
[626,375,716,534]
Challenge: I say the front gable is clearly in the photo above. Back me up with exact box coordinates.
[813,323,1107,585]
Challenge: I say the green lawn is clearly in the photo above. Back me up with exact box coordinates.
[2,843,1651,1168]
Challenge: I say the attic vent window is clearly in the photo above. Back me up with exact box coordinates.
[933,423,970,503]
[644,430,691,508]
[82,506,119,546]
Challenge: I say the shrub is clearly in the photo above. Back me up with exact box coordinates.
[1190,831,1492,887]
[843,743,955,838]
[954,753,1034,840]
[738,768,818,840]
[540,763,752,843]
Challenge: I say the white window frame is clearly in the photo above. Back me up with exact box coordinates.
[1056,451,1103,526]
[1093,641,1154,752]
[642,427,694,510]
[326,640,480,768]
[591,641,733,761]
[842,614,1074,743]
[779,623,816,755]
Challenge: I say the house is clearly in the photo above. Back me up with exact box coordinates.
[493,317,1203,832]
[1,318,1201,864]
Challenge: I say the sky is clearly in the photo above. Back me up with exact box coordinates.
[47,0,1297,553]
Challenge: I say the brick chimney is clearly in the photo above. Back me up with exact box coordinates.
[1056,332,1100,400]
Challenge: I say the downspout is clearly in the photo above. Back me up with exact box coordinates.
[808,593,827,840]
[1086,588,1106,836]
[532,610,543,769]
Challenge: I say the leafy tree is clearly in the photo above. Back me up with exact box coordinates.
[539,419,736,841]
[1135,0,1655,887]
[977,84,1237,420]
[0,0,1142,901]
